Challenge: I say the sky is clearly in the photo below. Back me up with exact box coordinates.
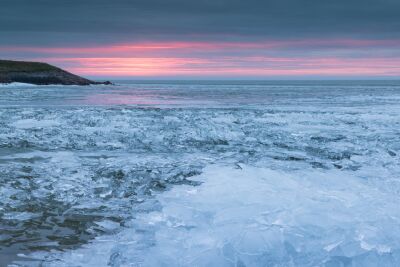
[1,0,400,79]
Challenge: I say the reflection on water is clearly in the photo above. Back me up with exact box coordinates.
[82,91,174,105]
[1,80,400,107]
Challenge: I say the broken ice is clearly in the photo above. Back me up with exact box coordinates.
[1,81,400,266]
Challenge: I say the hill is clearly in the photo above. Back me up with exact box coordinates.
[0,60,111,85]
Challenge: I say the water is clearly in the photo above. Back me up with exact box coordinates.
[0,81,400,266]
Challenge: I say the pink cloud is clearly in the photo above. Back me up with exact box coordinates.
[2,39,399,55]
[2,39,400,77]
[39,56,399,77]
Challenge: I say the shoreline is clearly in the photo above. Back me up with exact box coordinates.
[0,60,112,86]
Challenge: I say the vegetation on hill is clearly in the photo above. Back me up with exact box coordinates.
[0,60,111,85]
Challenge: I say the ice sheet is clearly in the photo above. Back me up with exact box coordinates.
[1,81,400,266]
[29,165,400,266]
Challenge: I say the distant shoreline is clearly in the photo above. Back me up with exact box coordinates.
[0,60,111,86]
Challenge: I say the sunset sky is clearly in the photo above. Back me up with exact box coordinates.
[1,0,400,79]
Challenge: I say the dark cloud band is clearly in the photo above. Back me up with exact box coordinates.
[1,0,400,46]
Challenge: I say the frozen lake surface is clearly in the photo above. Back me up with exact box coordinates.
[1,81,400,266]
